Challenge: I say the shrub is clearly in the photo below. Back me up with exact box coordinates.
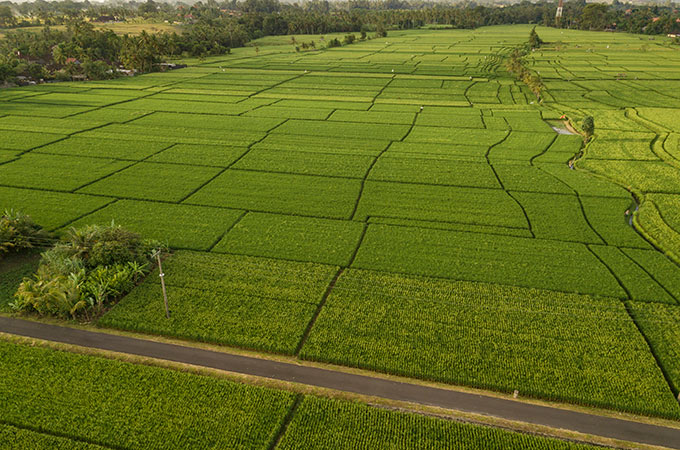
[327,38,341,48]
[11,223,162,320]
[343,34,356,45]
[0,209,50,257]
[582,116,595,140]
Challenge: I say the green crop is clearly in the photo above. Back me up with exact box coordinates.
[0,154,131,191]
[300,269,680,418]
[67,200,244,251]
[185,170,362,219]
[78,162,221,202]
[278,396,603,450]
[100,250,336,353]
[0,340,295,448]
[213,212,365,266]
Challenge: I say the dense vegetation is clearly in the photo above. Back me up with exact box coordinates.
[11,223,162,319]
[1,25,679,423]
[0,339,295,449]
[1,0,679,83]
[0,339,604,449]
[0,209,49,257]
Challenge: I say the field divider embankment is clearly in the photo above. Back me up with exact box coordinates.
[567,117,680,399]
[1,316,680,449]
[568,116,680,267]
[294,267,345,357]
[484,132,535,237]
[266,394,302,450]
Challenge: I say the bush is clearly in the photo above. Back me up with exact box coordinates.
[0,210,50,257]
[327,38,341,48]
[343,34,356,45]
[582,116,595,140]
[11,223,162,320]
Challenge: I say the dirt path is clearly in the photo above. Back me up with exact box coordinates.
[1,316,679,449]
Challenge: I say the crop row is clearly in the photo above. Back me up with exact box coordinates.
[0,339,295,449]
[99,250,337,353]
[300,269,680,418]
[0,338,612,449]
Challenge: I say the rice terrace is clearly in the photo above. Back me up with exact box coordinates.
[1,10,680,450]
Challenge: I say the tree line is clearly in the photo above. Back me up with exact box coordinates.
[1,0,679,84]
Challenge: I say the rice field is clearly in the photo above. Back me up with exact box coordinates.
[1,25,680,422]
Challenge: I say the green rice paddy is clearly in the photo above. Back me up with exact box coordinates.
[2,25,680,425]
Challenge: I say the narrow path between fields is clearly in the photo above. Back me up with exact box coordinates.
[1,317,679,449]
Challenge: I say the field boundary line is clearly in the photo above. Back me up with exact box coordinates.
[70,160,138,194]
[624,300,680,401]
[176,129,277,204]
[586,244,632,299]
[294,267,345,356]
[529,133,557,166]
[349,142,391,220]
[207,211,248,252]
[620,250,678,304]
[0,420,124,450]
[574,194,607,245]
[267,394,302,450]
[1,317,680,449]
[53,198,119,233]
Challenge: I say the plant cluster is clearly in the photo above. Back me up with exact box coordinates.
[528,26,542,50]
[0,209,50,257]
[505,38,545,102]
[11,223,162,320]
[582,115,595,141]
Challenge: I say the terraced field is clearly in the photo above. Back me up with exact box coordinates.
[2,25,680,422]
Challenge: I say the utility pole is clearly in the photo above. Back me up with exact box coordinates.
[154,250,170,319]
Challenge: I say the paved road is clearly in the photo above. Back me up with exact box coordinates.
[2,316,679,449]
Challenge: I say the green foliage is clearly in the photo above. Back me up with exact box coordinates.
[68,200,245,251]
[0,210,50,257]
[0,340,294,448]
[505,46,544,101]
[582,116,595,139]
[0,423,108,450]
[300,269,680,418]
[528,26,542,49]
[99,250,337,353]
[279,396,603,450]
[343,34,356,45]
[352,224,625,297]
[0,253,39,312]
[11,223,161,319]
